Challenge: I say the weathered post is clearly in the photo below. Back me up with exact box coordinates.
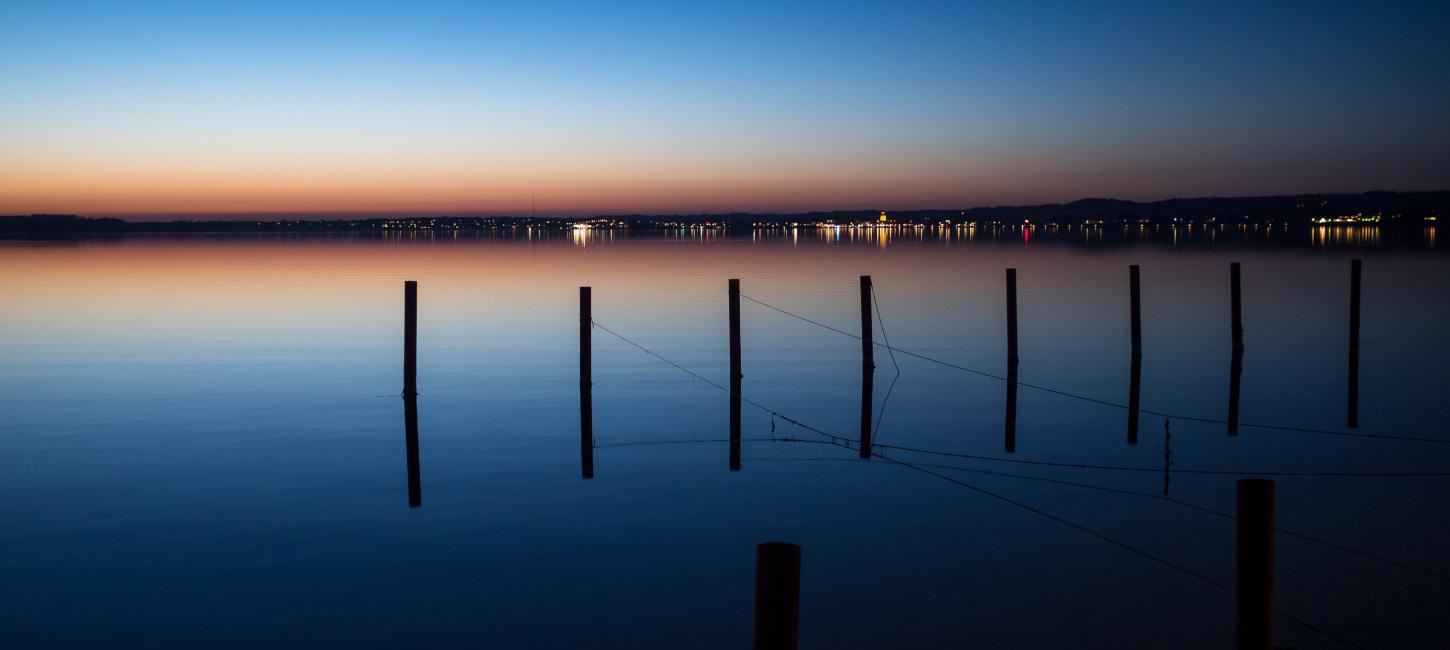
[1236,479,1275,650]
[1128,265,1142,445]
[1228,263,1243,437]
[1006,268,1020,365]
[1006,268,1019,452]
[729,279,743,471]
[859,275,874,459]
[580,287,594,479]
[403,280,418,397]
[404,396,421,508]
[753,542,801,650]
[1129,264,1142,358]
[1348,258,1361,428]
[1231,262,1244,354]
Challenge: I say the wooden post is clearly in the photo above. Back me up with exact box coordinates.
[1231,262,1244,354]
[729,279,743,471]
[1006,268,1019,452]
[580,287,594,479]
[1348,259,1361,428]
[404,396,421,508]
[859,275,875,372]
[859,275,874,459]
[753,542,801,650]
[1006,269,1019,365]
[1228,263,1243,437]
[1236,479,1275,650]
[1128,265,1142,445]
[1129,265,1142,358]
[403,280,418,397]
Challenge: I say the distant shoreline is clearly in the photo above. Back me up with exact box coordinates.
[3,190,1446,233]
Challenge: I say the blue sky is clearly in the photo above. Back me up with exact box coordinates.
[2,1,1447,215]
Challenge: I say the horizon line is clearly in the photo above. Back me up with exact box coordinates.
[10,188,1447,222]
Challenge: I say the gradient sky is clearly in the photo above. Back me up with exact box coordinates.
[2,1,1448,217]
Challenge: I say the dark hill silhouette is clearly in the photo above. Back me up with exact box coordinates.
[3,190,1446,232]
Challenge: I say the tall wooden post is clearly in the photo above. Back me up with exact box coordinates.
[729,279,743,471]
[404,396,421,508]
[1228,263,1243,437]
[753,542,801,650]
[1348,259,1361,428]
[1128,265,1142,445]
[1129,265,1142,358]
[1006,269,1019,452]
[859,275,874,459]
[580,287,594,479]
[1006,269,1019,365]
[1236,479,1275,650]
[403,280,418,397]
[1231,262,1244,354]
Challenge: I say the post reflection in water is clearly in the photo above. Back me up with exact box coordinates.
[580,286,594,479]
[403,396,421,508]
[729,279,743,471]
[1348,259,1362,428]
[858,275,874,459]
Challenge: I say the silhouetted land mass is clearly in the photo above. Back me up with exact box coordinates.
[3,190,1446,233]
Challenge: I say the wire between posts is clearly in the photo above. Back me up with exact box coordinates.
[739,293,1450,446]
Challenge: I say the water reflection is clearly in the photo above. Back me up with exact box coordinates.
[4,232,1450,649]
[858,275,875,459]
[580,287,594,479]
[403,396,422,508]
[1311,224,1381,248]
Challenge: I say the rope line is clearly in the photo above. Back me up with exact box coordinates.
[589,319,1450,478]
[739,293,1450,446]
[870,284,902,375]
[869,449,1368,650]
[867,440,1450,478]
[587,321,1374,648]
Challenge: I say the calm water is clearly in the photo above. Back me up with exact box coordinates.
[3,228,1449,648]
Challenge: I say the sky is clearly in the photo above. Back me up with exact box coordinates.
[1,0,1448,218]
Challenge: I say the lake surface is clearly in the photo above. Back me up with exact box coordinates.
[2,226,1448,648]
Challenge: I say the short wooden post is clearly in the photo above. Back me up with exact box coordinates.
[580,287,594,479]
[753,542,801,650]
[729,279,743,471]
[404,396,421,508]
[403,280,418,397]
[1128,265,1142,445]
[859,275,874,459]
[1348,259,1361,428]
[1236,479,1275,650]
